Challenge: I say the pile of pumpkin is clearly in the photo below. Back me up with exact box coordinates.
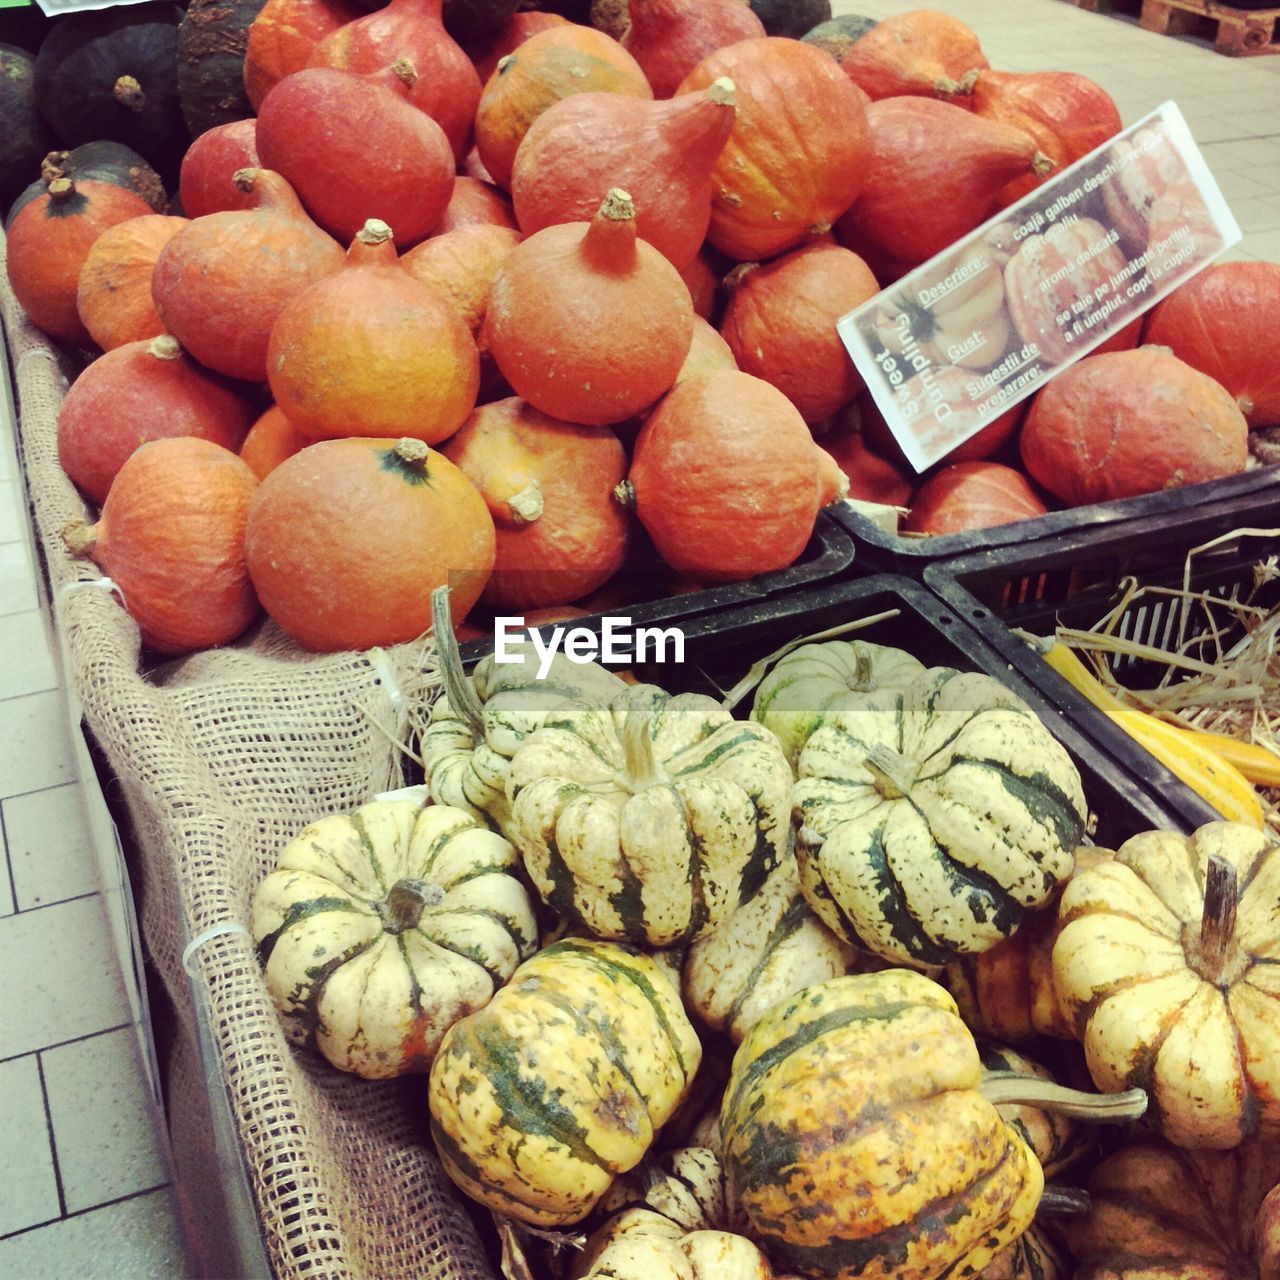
[250,603,1280,1279]
[5,2,1279,656]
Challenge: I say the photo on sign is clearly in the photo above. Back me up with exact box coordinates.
[837,101,1241,473]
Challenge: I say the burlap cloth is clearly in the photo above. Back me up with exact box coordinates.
[1,227,498,1280]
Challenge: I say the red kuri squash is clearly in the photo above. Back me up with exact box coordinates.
[510,78,736,269]
[904,461,1047,535]
[244,436,496,650]
[624,368,845,582]
[838,9,987,105]
[1020,347,1249,505]
[437,176,517,233]
[719,242,879,422]
[1144,262,1280,428]
[623,0,765,98]
[268,219,480,443]
[58,334,258,505]
[679,250,720,320]
[152,168,344,383]
[177,119,261,218]
[484,189,693,426]
[6,177,155,347]
[239,405,310,479]
[813,405,913,508]
[243,0,362,109]
[468,9,569,84]
[76,214,189,352]
[255,62,456,246]
[677,37,868,262]
[61,437,260,654]
[401,222,520,338]
[441,396,629,609]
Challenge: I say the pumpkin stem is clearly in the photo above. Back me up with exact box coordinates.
[496,53,516,75]
[508,482,544,526]
[979,1074,1148,1123]
[381,876,446,932]
[620,705,663,792]
[723,262,758,292]
[1031,151,1055,177]
[390,57,419,89]
[41,151,72,183]
[113,74,146,112]
[1196,852,1238,983]
[232,167,260,193]
[1038,1187,1092,1216]
[47,177,76,203]
[582,189,638,273]
[707,76,735,107]
[147,335,182,361]
[863,744,917,800]
[613,479,636,508]
[431,585,486,737]
[357,219,395,245]
[61,519,99,558]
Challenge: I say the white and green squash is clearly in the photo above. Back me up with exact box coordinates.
[251,798,538,1079]
[507,683,794,947]
[793,667,1087,968]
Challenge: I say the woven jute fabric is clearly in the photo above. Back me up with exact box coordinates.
[1,229,498,1280]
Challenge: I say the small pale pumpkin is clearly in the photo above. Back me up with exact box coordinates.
[428,937,702,1225]
[507,682,794,947]
[251,798,538,1078]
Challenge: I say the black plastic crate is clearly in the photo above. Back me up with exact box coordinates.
[925,511,1280,832]
[457,509,855,664]
[465,573,1202,845]
[831,464,1280,575]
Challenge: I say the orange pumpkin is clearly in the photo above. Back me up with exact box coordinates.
[441,397,629,609]
[678,316,737,384]
[307,0,481,164]
[61,437,260,654]
[401,222,520,338]
[484,189,693,426]
[814,404,913,508]
[1020,348,1249,505]
[267,219,480,443]
[474,25,652,190]
[239,406,310,479]
[437,176,517,233]
[1144,262,1280,428]
[244,0,363,110]
[58,334,258,505]
[469,10,570,84]
[625,368,845,583]
[679,250,720,321]
[177,119,261,218]
[719,243,879,423]
[904,462,1048,535]
[839,9,987,105]
[623,0,765,98]
[76,214,189,352]
[244,436,496,651]
[511,78,736,270]
[152,168,344,383]
[6,177,155,347]
[677,38,868,262]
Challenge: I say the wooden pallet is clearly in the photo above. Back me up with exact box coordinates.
[1139,0,1280,55]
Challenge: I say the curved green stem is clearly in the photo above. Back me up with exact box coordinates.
[431,585,485,738]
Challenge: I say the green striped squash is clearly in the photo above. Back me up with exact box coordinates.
[793,667,1087,968]
[508,683,794,946]
[422,595,627,837]
[751,639,925,767]
[683,864,865,1043]
[428,938,702,1226]
[980,1225,1069,1280]
[720,969,1044,1280]
[251,799,539,1079]
[599,1146,726,1231]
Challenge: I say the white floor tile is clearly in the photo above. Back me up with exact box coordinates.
[0,691,76,798]
[0,611,58,702]
[0,1187,185,1278]
[1243,227,1280,262]
[42,1027,171,1215]
[0,1056,62,1237]
[0,895,131,1060]
[4,784,98,912]
[0,541,40,617]
[0,480,23,544]
[1230,197,1280,235]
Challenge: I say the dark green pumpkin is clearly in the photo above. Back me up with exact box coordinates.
[747,0,831,38]
[0,44,56,212]
[33,4,186,180]
[801,14,878,68]
[176,0,268,138]
[7,142,167,227]
[444,0,522,46]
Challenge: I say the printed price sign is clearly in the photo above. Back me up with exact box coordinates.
[837,101,1241,473]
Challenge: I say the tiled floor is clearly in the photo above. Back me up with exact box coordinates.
[0,0,1277,1275]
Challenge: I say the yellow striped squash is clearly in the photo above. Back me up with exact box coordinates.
[793,667,1087,968]
[1054,821,1280,1149]
[508,683,794,946]
[251,799,538,1079]
[428,938,702,1226]
[720,970,1043,1280]
[979,1226,1069,1280]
